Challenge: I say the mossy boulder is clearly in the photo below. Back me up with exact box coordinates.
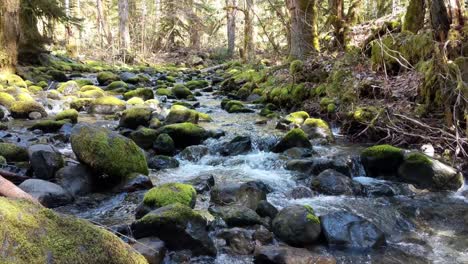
[272,205,321,247]
[119,107,153,129]
[27,85,43,94]
[129,127,159,149]
[29,120,69,133]
[0,92,16,107]
[172,85,193,99]
[165,105,199,124]
[0,143,28,162]
[0,198,147,264]
[136,183,197,218]
[185,80,209,90]
[127,97,145,105]
[16,93,35,102]
[284,111,309,125]
[55,109,79,123]
[155,88,172,96]
[301,118,334,142]
[57,81,80,95]
[79,89,105,98]
[70,98,93,111]
[89,96,126,114]
[156,122,208,148]
[361,144,404,177]
[70,124,149,186]
[397,152,464,191]
[153,133,175,155]
[272,128,312,153]
[97,71,120,85]
[124,88,154,101]
[221,99,253,113]
[0,73,27,88]
[79,85,104,92]
[131,203,216,256]
[10,101,47,119]
[74,79,94,87]
[106,81,128,90]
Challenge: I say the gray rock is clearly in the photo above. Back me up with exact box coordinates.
[210,205,264,227]
[55,164,94,196]
[180,145,209,162]
[272,205,321,246]
[218,228,255,255]
[132,237,166,264]
[254,245,336,264]
[210,181,268,210]
[256,200,278,219]
[287,186,315,199]
[311,169,354,195]
[19,179,73,208]
[116,173,153,193]
[147,155,179,170]
[320,211,386,249]
[28,144,64,180]
[221,136,252,156]
[186,173,215,193]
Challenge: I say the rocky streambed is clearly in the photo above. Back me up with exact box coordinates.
[0,64,467,264]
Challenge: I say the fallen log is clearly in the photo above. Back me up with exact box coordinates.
[0,175,38,204]
[0,169,30,185]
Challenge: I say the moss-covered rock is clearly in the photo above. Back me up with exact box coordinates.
[0,143,28,162]
[119,107,152,129]
[124,88,154,101]
[0,92,16,107]
[153,133,175,155]
[74,79,94,87]
[0,73,27,88]
[47,70,68,82]
[29,120,69,133]
[0,198,147,264]
[361,144,404,177]
[70,124,148,186]
[79,85,104,93]
[129,127,159,149]
[55,109,79,123]
[272,128,312,153]
[10,101,47,119]
[172,84,193,99]
[155,88,172,96]
[70,98,93,111]
[79,89,105,98]
[27,85,43,94]
[143,183,196,209]
[16,93,35,102]
[221,100,253,113]
[156,122,208,148]
[301,118,334,142]
[127,97,145,105]
[185,80,209,90]
[165,105,200,124]
[106,81,128,90]
[284,111,309,125]
[89,96,126,114]
[397,152,464,191]
[57,81,80,95]
[97,71,120,85]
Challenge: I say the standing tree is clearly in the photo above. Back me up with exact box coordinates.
[0,0,20,73]
[403,0,426,33]
[243,0,255,62]
[287,0,319,59]
[226,0,237,58]
[430,0,450,41]
[118,0,131,51]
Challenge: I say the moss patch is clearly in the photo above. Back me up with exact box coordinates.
[143,183,196,209]
[55,109,79,123]
[0,143,28,162]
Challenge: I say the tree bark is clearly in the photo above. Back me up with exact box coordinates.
[446,0,465,27]
[0,0,20,73]
[243,0,255,62]
[96,0,112,47]
[226,0,237,58]
[430,0,451,41]
[403,0,426,33]
[187,0,201,49]
[118,0,131,50]
[287,0,319,59]
[0,176,38,204]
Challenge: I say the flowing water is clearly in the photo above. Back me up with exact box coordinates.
[7,70,467,263]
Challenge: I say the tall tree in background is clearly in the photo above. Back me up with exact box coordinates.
[430,0,450,41]
[226,0,237,57]
[403,0,426,33]
[96,0,112,48]
[118,0,131,51]
[0,0,20,73]
[287,0,319,59]
[187,0,201,49]
[243,0,255,61]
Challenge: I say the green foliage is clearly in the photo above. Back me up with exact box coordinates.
[290,60,304,75]
[361,144,403,160]
[143,183,197,209]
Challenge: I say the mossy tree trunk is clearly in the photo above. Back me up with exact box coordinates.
[0,0,20,73]
[287,0,319,59]
[226,0,237,58]
[243,0,255,62]
[329,0,345,48]
[430,0,451,41]
[403,0,426,33]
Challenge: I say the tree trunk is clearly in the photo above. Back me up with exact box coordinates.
[287,0,319,59]
[329,0,345,48]
[430,0,451,41]
[403,0,426,33]
[243,0,255,62]
[0,0,20,73]
[446,0,465,27]
[188,0,201,49]
[226,0,237,57]
[96,0,112,47]
[118,0,131,51]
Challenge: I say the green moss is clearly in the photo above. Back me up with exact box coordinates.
[303,205,320,224]
[290,60,304,75]
[0,92,16,107]
[106,81,128,90]
[143,183,196,209]
[97,71,119,85]
[404,152,432,166]
[92,96,125,106]
[352,106,382,123]
[0,73,27,88]
[0,198,147,264]
[16,93,34,102]
[70,98,93,111]
[29,120,69,133]
[139,203,202,226]
[403,0,425,33]
[36,81,48,88]
[0,155,6,164]
[172,85,193,99]
[156,122,207,148]
[79,89,105,98]
[155,88,172,96]
[123,88,154,100]
[55,109,79,123]
[185,80,209,90]
[0,143,28,161]
[127,97,145,105]
[119,107,152,129]
[285,111,310,125]
[57,81,80,95]
[361,144,403,160]
[74,79,94,87]
[27,85,43,94]
[80,85,103,93]
[10,101,46,118]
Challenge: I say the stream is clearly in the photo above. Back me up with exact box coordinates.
[4,69,468,264]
